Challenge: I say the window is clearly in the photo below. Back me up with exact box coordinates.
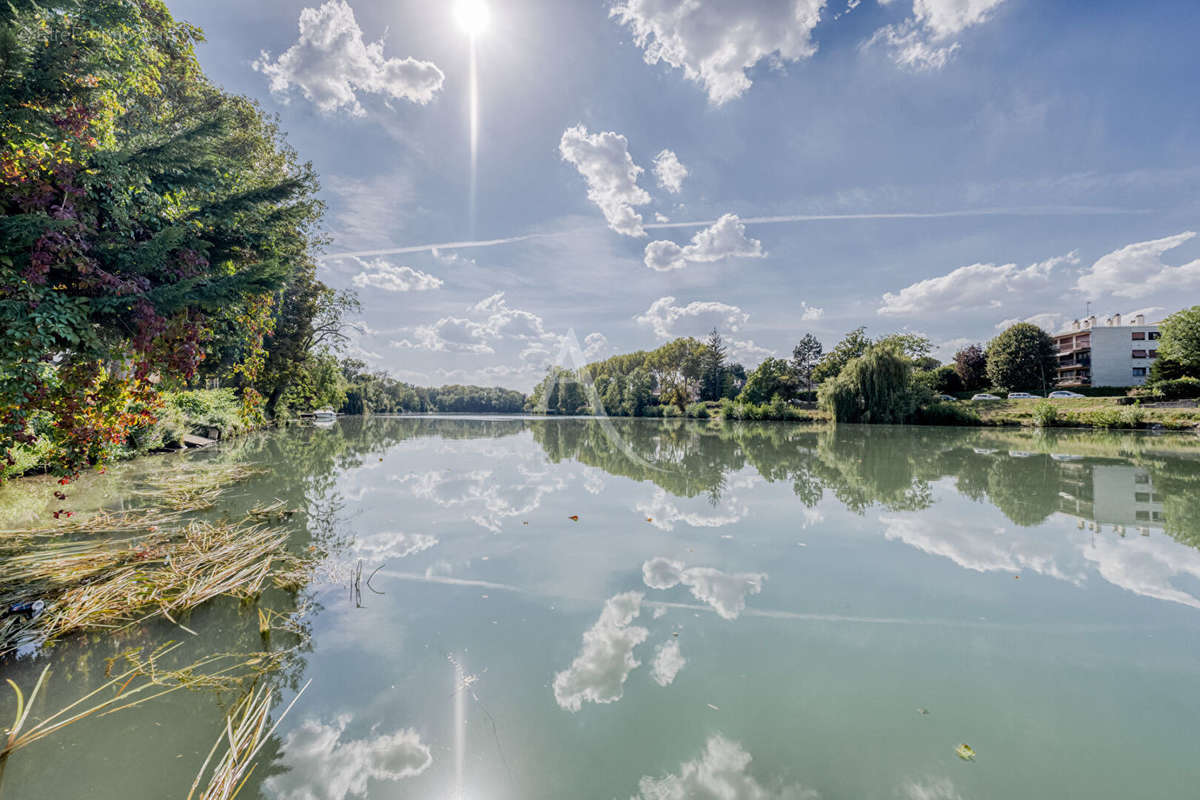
[1132,349,1147,358]
[1135,492,1151,502]
[1135,473,1150,484]
[1148,350,1158,359]
[1148,331,1161,340]
[1132,367,1147,377]
[1135,510,1151,522]
[1131,331,1146,340]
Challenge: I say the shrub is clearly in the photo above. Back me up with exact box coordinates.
[684,402,710,419]
[913,401,982,427]
[662,404,683,418]
[1031,401,1058,428]
[1149,377,1200,400]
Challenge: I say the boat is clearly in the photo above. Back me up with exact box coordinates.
[312,407,337,421]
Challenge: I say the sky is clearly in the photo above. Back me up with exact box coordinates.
[169,0,1200,389]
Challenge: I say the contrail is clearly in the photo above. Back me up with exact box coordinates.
[323,205,1147,261]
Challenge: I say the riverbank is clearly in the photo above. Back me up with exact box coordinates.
[3,389,267,481]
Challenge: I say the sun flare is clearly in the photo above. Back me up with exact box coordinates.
[454,0,490,38]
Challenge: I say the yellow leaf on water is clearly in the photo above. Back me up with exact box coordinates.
[955,743,976,761]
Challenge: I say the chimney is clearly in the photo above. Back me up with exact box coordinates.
[1072,319,1080,331]
[1104,316,1113,326]
[1113,313,1122,326]
[1135,313,1145,325]
[1089,315,1098,328]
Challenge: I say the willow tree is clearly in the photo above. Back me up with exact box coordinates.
[818,345,926,424]
[0,0,324,475]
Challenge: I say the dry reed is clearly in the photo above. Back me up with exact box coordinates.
[187,680,310,800]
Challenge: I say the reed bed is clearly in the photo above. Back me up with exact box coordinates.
[187,680,310,800]
[0,519,304,657]
[134,462,266,511]
[0,644,299,797]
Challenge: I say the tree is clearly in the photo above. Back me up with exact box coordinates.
[875,333,934,363]
[791,334,823,391]
[812,328,872,384]
[699,328,727,402]
[953,344,988,391]
[818,346,927,424]
[0,0,324,475]
[738,357,796,404]
[914,365,963,394]
[986,324,1056,393]
[1157,306,1200,377]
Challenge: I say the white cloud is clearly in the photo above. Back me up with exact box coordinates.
[559,125,651,236]
[878,252,1077,317]
[727,338,775,365]
[653,149,689,194]
[1076,231,1200,299]
[651,639,686,687]
[553,592,648,711]
[611,0,826,105]
[350,258,442,292]
[393,292,572,357]
[867,0,1006,71]
[655,212,671,223]
[915,0,1008,38]
[644,214,765,271]
[994,312,1065,333]
[263,716,431,800]
[632,735,818,800]
[642,557,766,620]
[799,302,824,321]
[635,296,750,339]
[254,1,444,115]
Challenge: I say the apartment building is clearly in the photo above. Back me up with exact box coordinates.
[1052,313,1161,387]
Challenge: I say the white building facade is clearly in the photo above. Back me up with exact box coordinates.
[1052,313,1161,387]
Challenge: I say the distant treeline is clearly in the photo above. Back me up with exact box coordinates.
[339,360,526,414]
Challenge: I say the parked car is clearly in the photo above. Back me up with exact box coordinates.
[1007,392,1041,399]
[936,394,958,401]
[971,393,1001,401]
[1048,390,1085,399]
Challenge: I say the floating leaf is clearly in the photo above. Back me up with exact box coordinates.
[955,743,976,761]
[568,515,579,522]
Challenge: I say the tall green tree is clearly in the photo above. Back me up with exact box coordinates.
[812,328,872,384]
[986,324,1056,393]
[699,328,727,402]
[1156,306,1200,377]
[738,357,796,404]
[791,333,823,391]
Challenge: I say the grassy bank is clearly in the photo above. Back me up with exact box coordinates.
[970,397,1200,430]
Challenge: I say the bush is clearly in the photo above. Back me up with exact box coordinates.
[684,402,710,419]
[912,401,982,427]
[1149,377,1200,400]
[662,404,683,418]
[1031,401,1058,428]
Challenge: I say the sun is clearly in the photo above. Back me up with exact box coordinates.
[454,0,490,38]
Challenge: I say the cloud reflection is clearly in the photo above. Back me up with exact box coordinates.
[643,557,766,620]
[632,735,817,800]
[264,715,432,800]
[553,592,648,711]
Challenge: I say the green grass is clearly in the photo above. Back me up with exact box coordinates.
[970,397,1200,430]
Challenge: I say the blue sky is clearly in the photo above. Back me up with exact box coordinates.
[171,0,1200,388]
